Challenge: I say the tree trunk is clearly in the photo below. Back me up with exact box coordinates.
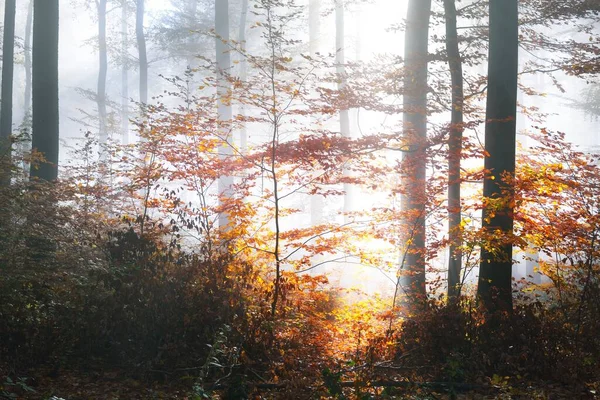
[136,0,148,105]
[237,0,248,153]
[399,0,431,311]
[24,0,33,119]
[477,0,518,312]
[309,0,324,227]
[98,0,108,150]
[121,0,129,144]
[30,0,59,182]
[216,0,233,229]
[443,0,464,302]
[336,0,352,223]
[0,0,16,186]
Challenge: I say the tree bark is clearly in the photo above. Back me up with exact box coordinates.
[30,0,59,182]
[443,0,464,302]
[0,0,16,186]
[399,0,431,311]
[336,0,352,223]
[24,0,33,118]
[237,0,248,153]
[477,0,518,312]
[216,0,233,229]
[98,0,108,150]
[309,0,324,227]
[136,0,148,105]
[121,0,129,144]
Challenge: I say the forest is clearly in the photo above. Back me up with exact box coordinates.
[1,0,600,398]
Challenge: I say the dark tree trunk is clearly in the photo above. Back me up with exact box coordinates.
[136,0,148,105]
[98,0,108,148]
[444,0,464,302]
[477,0,519,312]
[30,0,59,182]
[0,0,16,186]
[399,0,431,311]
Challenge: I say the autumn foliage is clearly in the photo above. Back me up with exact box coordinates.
[1,0,600,398]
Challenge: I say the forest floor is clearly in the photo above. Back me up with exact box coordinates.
[2,363,597,399]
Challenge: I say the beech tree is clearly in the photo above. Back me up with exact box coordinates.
[400,0,431,310]
[309,0,324,227]
[477,0,519,312]
[98,0,108,149]
[443,0,464,302]
[136,0,148,105]
[336,0,352,221]
[23,0,33,121]
[121,0,129,144]
[237,0,249,153]
[31,0,59,182]
[0,0,16,186]
[216,0,233,229]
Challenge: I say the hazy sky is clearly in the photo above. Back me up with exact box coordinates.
[5,0,595,154]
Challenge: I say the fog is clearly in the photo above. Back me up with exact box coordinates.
[4,0,599,295]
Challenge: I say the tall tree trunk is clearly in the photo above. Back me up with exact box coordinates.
[350,2,362,138]
[24,0,33,119]
[444,0,464,302]
[121,0,129,144]
[30,0,59,182]
[399,0,431,311]
[336,0,352,222]
[237,0,248,153]
[136,0,148,105]
[0,0,16,186]
[309,0,324,227]
[98,0,108,150]
[216,0,233,229]
[477,0,518,312]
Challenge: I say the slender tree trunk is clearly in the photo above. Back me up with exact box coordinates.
[237,0,248,153]
[136,0,148,105]
[17,0,34,175]
[336,0,352,222]
[24,0,33,118]
[399,0,431,311]
[216,0,233,229]
[350,2,362,137]
[30,0,59,182]
[444,0,464,302]
[0,0,16,186]
[98,0,108,150]
[309,0,324,227]
[121,0,129,144]
[477,0,518,312]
